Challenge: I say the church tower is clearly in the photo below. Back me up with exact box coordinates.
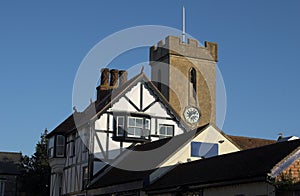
[150,36,218,128]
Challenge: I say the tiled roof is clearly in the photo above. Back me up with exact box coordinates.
[145,139,300,192]
[228,135,276,150]
[46,114,76,138]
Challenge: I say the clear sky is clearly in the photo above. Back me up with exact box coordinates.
[0,0,299,156]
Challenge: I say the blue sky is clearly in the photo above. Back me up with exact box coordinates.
[0,1,299,155]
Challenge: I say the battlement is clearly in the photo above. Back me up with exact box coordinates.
[150,36,218,62]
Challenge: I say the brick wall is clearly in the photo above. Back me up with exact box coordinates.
[278,158,300,183]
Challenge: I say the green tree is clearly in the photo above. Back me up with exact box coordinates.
[20,129,50,196]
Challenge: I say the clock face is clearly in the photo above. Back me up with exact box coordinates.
[183,106,200,124]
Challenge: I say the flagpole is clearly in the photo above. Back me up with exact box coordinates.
[182,2,186,43]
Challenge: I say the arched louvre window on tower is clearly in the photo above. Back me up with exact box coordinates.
[189,68,197,105]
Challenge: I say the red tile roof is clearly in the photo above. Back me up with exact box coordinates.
[227,135,276,150]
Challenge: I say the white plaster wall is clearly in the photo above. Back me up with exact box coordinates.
[146,102,170,117]
[195,126,240,155]
[94,113,115,133]
[142,84,156,110]
[110,97,137,112]
[94,133,117,154]
[125,82,141,107]
[95,113,107,130]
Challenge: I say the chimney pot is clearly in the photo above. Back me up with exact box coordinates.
[119,70,128,86]
[100,68,110,86]
[110,69,119,87]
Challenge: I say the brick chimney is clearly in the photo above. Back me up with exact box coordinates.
[110,69,119,87]
[100,68,109,86]
[119,70,128,86]
[97,68,112,102]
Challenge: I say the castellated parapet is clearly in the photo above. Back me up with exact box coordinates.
[150,36,218,62]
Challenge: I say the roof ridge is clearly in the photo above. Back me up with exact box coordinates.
[228,134,276,141]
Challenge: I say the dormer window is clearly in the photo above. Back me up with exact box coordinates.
[48,135,65,159]
[113,113,151,142]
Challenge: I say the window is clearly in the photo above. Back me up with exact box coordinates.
[56,135,65,157]
[113,115,151,141]
[145,118,151,136]
[117,116,125,136]
[82,167,89,190]
[191,142,218,158]
[145,119,150,128]
[159,125,174,138]
[47,135,65,158]
[48,137,55,158]
[189,68,197,105]
[128,117,144,137]
[0,180,5,196]
[189,68,197,93]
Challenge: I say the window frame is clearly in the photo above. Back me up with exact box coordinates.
[116,116,125,136]
[48,135,65,159]
[48,136,55,159]
[113,113,151,141]
[159,124,174,139]
[127,116,144,138]
[56,135,65,157]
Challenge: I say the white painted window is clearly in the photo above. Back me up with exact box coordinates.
[117,116,125,136]
[145,119,151,130]
[159,125,174,139]
[127,117,144,137]
[56,135,65,157]
[48,137,55,158]
[144,118,151,138]
[114,116,151,139]
[0,180,5,196]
